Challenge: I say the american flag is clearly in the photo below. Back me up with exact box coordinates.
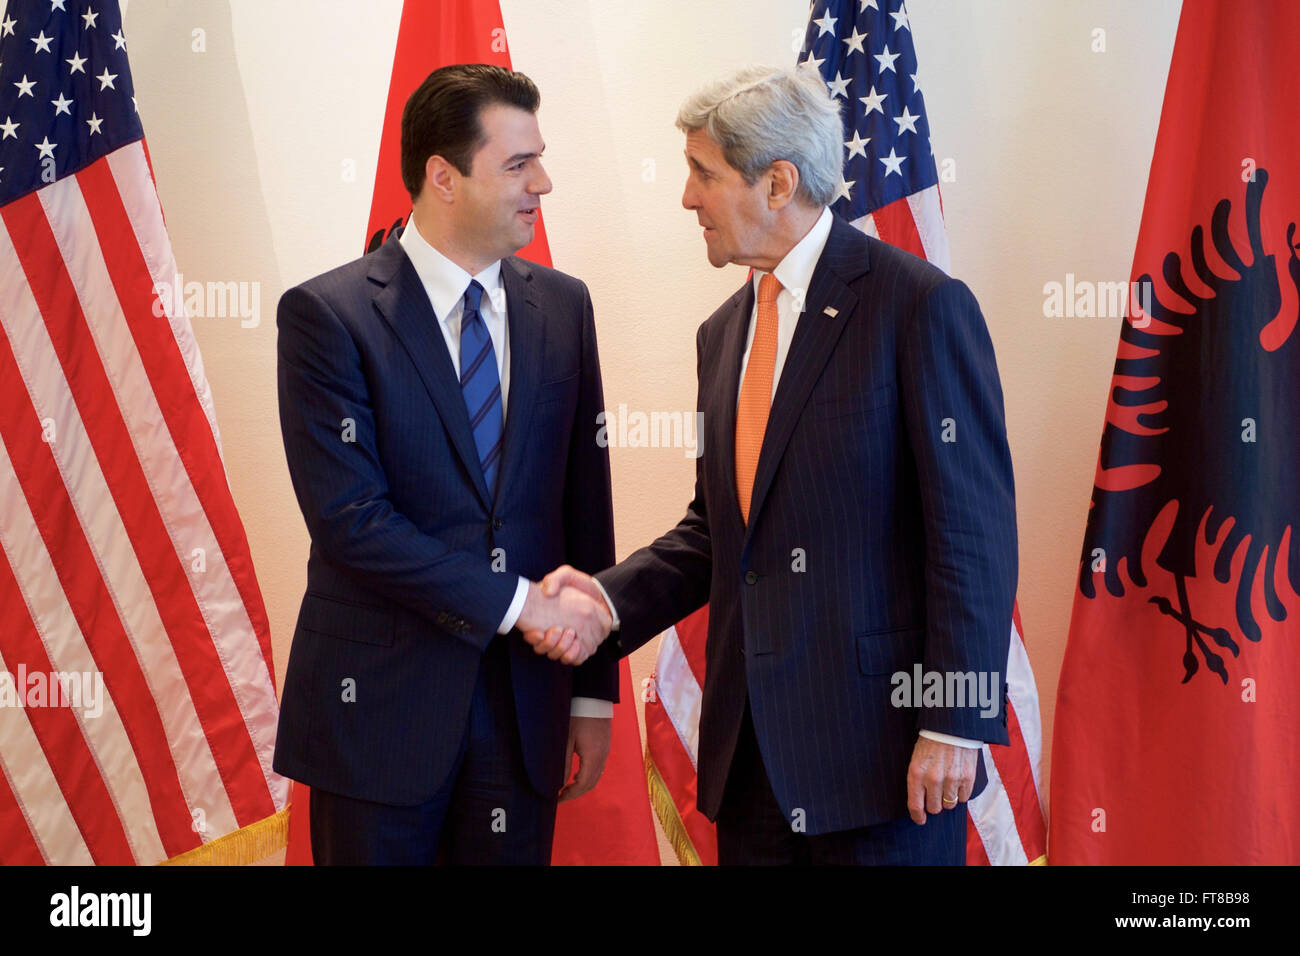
[801,0,948,268]
[644,0,1047,866]
[0,0,287,864]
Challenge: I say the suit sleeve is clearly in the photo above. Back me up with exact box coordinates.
[898,278,1017,744]
[276,283,518,652]
[565,283,620,702]
[596,321,714,656]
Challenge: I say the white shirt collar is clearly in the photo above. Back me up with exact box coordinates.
[752,205,833,301]
[398,214,503,322]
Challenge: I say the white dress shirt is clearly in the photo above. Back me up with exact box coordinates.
[598,207,977,748]
[399,218,610,718]
[736,204,834,405]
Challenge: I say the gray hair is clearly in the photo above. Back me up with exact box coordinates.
[676,64,843,207]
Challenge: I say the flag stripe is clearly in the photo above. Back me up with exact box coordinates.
[0,423,233,864]
[645,698,717,864]
[0,423,171,866]
[0,562,139,864]
[991,699,1047,855]
[0,702,90,864]
[654,626,702,766]
[674,605,708,691]
[102,147,277,676]
[645,617,718,863]
[0,739,49,865]
[1002,624,1046,817]
[970,620,1047,862]
[31,174,250,832]
[967,734,1031,865]
[868,195,927,259]
[906,186,951,274]
[7,183,241,849]
[104,147,224,455]
[87,152,282,819]
[964,819,992,865]
[41,165,261,831]
[0,204,199,859]
[34,173,246,840]
[0,419,166,864]
[1010,607,1045,801]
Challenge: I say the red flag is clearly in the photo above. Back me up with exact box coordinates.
[646,0,1047,867]
[285,0,658,866]
[1051,0,1300,864]
[0,0,287,864]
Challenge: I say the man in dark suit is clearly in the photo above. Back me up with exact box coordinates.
[273,64,617,865]
[530,65,1017,864]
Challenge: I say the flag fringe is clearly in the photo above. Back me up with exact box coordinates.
[160,805,289,866]
[645,747,702,866]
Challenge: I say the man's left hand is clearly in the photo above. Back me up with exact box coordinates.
[559,715,612,803]
[906,736,977,825]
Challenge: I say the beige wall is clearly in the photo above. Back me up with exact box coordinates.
[111,0,1181,861]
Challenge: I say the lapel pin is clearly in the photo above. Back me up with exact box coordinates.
[823,306,838,318]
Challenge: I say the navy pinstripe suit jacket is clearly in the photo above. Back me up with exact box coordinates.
[599,212,1017,835]
[272,231,618,806]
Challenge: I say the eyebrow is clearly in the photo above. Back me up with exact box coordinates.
[503,148,544,167]
[685,153,711,173]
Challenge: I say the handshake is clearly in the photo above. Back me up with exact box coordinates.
[515,566,613,666]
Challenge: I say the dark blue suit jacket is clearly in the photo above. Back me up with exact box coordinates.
[597,212,1017,835]
[272,231,618,806]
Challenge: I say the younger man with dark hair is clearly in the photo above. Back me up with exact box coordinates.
[273,64,616,865]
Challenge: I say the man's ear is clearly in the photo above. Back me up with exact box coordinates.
[423,155,459,204]
[767,159,800,210]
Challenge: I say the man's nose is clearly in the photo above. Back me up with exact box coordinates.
[681,179,697,210]
[530,162,553,196]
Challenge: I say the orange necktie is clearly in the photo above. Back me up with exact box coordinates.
[735,273,781,523]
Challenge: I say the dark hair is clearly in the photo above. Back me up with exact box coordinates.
[400,63,541,200]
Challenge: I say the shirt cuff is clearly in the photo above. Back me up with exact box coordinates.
[497,576,530,634]
[919,729,982,749]
[570,697,614,718]
[590,577,621,631]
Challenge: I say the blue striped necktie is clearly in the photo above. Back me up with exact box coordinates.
[459,280,504,499]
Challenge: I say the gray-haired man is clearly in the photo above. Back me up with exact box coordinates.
[529,65,1018,865]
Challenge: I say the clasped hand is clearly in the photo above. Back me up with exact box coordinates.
[516,566,612,665]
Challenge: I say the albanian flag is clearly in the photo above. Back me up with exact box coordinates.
[1050,0,1300,864]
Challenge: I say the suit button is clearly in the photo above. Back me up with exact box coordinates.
[744,571,758,585]
[492,517,504,531]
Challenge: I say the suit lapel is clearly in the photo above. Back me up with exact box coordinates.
[369,235,494,511]
[497,256,546,499]
[744,216,871,541]
[714,281,755,531]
